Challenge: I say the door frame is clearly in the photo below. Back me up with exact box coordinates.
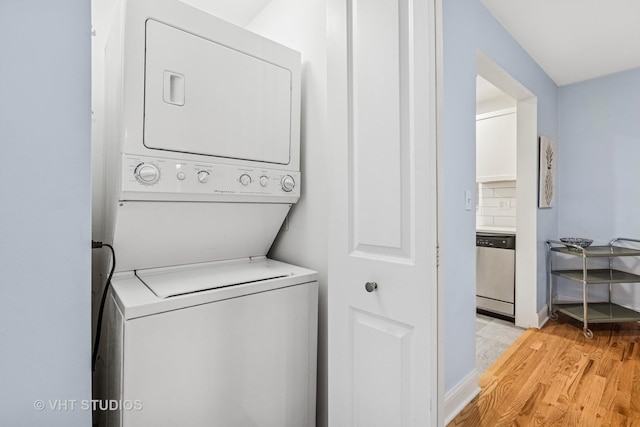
[435,1,445,425]
[476,51,540,329]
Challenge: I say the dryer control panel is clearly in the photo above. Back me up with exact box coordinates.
[121,154,300,202]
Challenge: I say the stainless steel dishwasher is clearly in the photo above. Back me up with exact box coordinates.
[476,233,516,318]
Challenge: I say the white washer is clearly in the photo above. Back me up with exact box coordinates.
[105,258,318,427]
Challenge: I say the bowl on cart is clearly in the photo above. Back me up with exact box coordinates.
[559,237,593,251]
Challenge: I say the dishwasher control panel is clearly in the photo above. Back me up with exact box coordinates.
[476,234,516,249]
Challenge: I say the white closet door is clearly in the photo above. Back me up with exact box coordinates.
[327,0,439,425]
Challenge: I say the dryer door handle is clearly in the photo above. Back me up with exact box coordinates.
[163,71,185,106]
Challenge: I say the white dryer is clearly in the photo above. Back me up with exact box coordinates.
[98,1,317,426]
[102,0,303,273]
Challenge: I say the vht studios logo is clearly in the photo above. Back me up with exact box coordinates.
[34,399,143,411]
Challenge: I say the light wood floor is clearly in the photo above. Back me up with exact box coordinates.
[449,315,640,426]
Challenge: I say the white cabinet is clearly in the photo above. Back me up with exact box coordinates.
[476,108,516,182]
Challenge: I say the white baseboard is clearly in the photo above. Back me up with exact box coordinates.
[537,304,548,328]
[444,370,480,425]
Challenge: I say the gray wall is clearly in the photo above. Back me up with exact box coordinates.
[442,0,558,393]
[0,1,92,426]
[558,68,640,241]
[557,67,640,307]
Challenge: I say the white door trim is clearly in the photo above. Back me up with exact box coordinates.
[476,51,539,329]
[434,0,445,424]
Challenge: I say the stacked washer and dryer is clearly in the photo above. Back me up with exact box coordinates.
[98,1,318,426]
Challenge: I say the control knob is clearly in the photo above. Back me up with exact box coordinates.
[239,174,252,186]
[281,175,295,192]
[197,171,210,183]
[134,163,160,185]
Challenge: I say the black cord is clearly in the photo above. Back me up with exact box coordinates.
[91,241,116,373]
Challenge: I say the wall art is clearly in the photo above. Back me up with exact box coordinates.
[539,136,556,208]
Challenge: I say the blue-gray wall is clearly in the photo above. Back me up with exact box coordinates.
[442,0,558,392]
[0,1,92,426]
[558,68,640,240]
[557,68,640,308]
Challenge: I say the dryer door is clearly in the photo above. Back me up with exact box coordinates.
[143,19,293,165]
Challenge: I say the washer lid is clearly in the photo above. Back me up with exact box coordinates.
[136,260,291,299]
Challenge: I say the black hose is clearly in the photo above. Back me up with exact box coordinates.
[91,242,116,372]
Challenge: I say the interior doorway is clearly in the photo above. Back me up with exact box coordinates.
[474,74,524,373]
[476,51,539,330]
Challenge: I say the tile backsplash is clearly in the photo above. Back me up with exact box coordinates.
[476,180,516,228]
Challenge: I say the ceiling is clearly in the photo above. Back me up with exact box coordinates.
[99,0,638,87]
[481,0,640,86]
[476,75,515,114]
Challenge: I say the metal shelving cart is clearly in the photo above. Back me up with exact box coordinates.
[546,237,640,338]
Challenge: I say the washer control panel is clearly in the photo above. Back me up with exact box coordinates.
[121,154,300,198]
[134,163,161,185]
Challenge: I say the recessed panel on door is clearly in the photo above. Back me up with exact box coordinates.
[144,20,292,164]
[349,0,413,262]
[351,309,413,427]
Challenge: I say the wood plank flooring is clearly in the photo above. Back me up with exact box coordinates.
[449,315,640,426]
